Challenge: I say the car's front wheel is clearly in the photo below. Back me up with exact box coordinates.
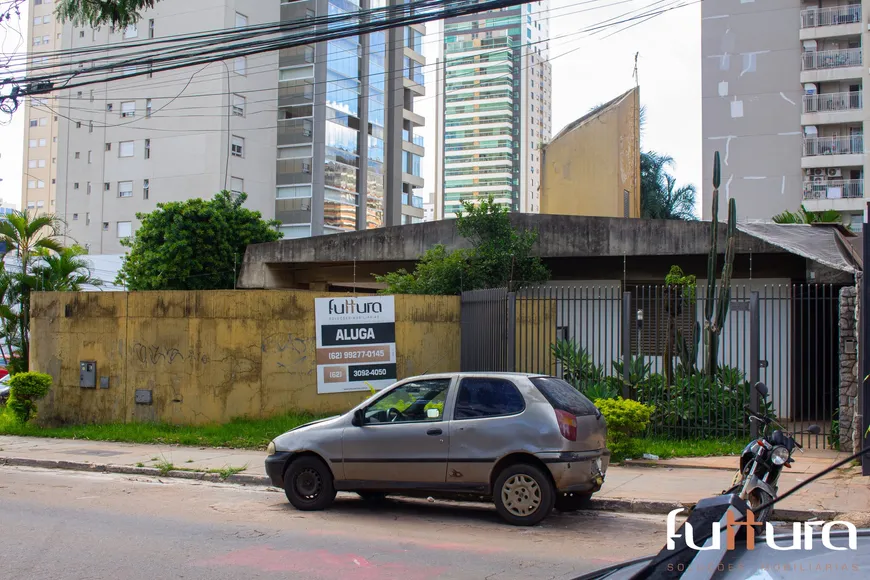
[493,463,555,526]
[284,456,336,511]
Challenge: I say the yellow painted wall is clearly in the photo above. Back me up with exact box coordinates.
[31,291,460,426]
[541,87,641,218]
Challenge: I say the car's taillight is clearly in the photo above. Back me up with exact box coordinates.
[555,409,577,441]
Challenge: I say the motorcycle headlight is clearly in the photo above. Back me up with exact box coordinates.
[266,440,276,455]
[770,445,789,466]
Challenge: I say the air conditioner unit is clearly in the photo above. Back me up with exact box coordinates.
[805,169,814,177]
[813,176,826,183]
[812,168,825,176]
[827,168,842,178]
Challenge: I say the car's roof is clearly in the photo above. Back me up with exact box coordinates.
[402,372,549,380]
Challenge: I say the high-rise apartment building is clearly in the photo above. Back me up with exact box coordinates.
[702,0,867,229]
[434,3,552,219]
[21,0,63,215]
[22,0,425,254]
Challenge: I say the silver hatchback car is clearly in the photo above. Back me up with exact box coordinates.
[265,372,610,526]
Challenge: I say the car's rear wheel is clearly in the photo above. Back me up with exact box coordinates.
[284,456,336,511]
[493,463,555,526]
[554,492,592,512]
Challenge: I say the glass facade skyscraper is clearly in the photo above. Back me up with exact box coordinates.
[436,3,552,219]
[277,0,425,238]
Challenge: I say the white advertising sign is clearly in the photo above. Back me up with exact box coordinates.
[314,296,397,394]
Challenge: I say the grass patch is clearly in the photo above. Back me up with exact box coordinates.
[0,409,327,450]
[154,459,174,475]
[629,437,745,460]
[208,465,248,480]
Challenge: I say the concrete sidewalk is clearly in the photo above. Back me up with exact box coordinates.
[1,435,866,520]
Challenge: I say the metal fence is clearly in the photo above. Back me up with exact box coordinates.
[460,284,843,448]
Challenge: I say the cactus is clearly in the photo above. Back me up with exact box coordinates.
[704,152,737,378]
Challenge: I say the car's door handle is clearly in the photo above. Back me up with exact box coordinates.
[427,428,443,436]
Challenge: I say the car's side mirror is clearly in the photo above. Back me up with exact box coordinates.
[807,424,821,435]
[351,408,365,427]
[754,382,769,398]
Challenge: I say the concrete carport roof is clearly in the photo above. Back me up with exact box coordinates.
[237,215,857,290]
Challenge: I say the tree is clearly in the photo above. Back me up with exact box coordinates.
[375,196,549,295]
[772,205,841,224]
[34,246,103,292]
[641,151,697,220]
[117,191,281,291]
[56,0,159,27]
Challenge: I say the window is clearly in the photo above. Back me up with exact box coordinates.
[531,377,599,417]
[106,103,113,112]
[38,159,46,168]
[28,160,36,168]
[104,182,111,191]
[105,142,112,152]
[231,136,244,157]
[234,57,246,75]
[39,138,47,147]
[28,139,37,148]
[145,98,152,117]
[27,180,36,189]
[102,222,109,231]
[144,139,151,159]
[124,24,138,39]
[120,101,135,117]
[117,221,132,238]
[148,19,155,38]
[37,181,45,189]
[33,17,41,26]
[76,121,82,129]
[43,36,50,45]
[37,200,45,208]
[29,120,37,127]
[86,212,91,225]
[27,202,35,210]
[87,182,91,195]
[88,151,93,164]
[232,94,246,117]
[89,121,93,133]
[74,182,80,190]
[235,13,248,28]
[119,141,134,157]
[230,177,244,195]
[143,179,150,199]
[73,213,79,221]
[118,181,133,197]
[362,379,451,424]
[454,378,525,420]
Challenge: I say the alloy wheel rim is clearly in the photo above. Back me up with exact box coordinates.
[295,468,323,500]
[502,474,542,517]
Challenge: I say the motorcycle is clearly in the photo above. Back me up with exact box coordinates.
[724,382,821,523]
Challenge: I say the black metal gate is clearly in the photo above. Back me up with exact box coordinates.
[460,288,514,372]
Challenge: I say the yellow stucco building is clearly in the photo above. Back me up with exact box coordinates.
[541,87,641,218]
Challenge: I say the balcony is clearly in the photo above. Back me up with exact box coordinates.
[803,178,863,200]
[402,193,424,209]
[800,5,861,29]
[801,48,862,71]
[803,135,863,156]
[803,90,862,113]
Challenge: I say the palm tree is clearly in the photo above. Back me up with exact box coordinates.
[56,0,159,27]
[34,246,103,292]
[772,205,841,224]
[641,151,697,220]
[0,211,64,371]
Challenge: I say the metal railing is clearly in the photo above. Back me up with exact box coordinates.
[802,90,863,113]
[801,48,862,70]
[803,135,864,156]
[800,5,861,28]
[803,178,863,199]
[461,284,842,446]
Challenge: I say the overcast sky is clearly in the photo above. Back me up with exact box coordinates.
[0,0,701,214]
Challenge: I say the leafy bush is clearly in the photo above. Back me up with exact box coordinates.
[550,339,604,388]
[594,397,655,461]
[582,378,620,401]
[6,372,52,423]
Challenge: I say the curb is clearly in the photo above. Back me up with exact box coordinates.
[623,461,737,472]
[0,456,829,522]
[0,456,271,486]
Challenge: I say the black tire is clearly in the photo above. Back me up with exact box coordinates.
[283,456,336,511]
[555,492,593,512]
[357,491,388,503]
[748,489,773,525]
[493,463,556,526]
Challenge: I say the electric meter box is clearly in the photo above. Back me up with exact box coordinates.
[79,361,97,388]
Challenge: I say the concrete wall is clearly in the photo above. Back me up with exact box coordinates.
[541,88,640,219]
[30,291,460,425]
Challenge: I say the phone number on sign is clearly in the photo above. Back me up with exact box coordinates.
[328,349,386,361]
[351,368,389,378]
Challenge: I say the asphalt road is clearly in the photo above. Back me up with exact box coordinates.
[0,466,671,580]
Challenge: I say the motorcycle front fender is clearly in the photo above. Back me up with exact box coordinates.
[741,475,777,501]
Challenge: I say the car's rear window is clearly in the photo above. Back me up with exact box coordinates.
[530,377,598,416]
